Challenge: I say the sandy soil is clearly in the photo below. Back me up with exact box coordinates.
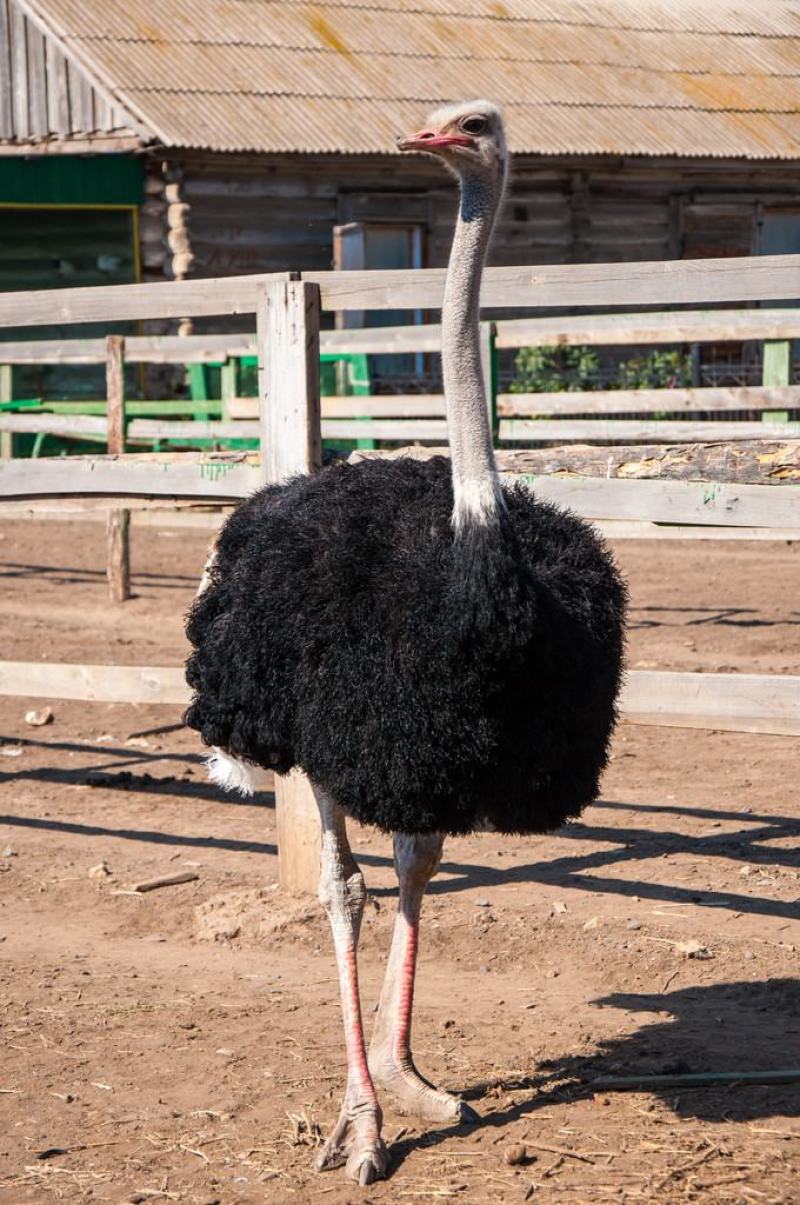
[0,518,798,1204]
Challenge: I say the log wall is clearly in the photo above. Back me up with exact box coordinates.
[161,152,800,312]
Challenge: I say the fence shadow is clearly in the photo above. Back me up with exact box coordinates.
[412,797,800,923]
[629,604,800,630]
[388,977,800,1172]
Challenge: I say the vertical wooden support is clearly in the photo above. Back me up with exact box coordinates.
[258,280,322,893]
[479,321,497,436]
[762,339,791,423]
[0,365,12,459]
[105,335,131,603]
[220,358,237,419]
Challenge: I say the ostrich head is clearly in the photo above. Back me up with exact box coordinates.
[397,99,507,183]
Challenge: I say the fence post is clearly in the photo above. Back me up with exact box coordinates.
[105,335,130,603]
[480,321,498,438]
[762,339,791,423]
[0,364,12,458]
[258,279,322,894]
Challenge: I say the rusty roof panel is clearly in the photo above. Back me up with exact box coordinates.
[18,0,800,157]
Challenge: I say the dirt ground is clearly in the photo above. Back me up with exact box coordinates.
[0,517,798,1205]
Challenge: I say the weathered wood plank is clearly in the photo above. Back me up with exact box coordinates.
[105,335,130,603]
[25,19,47,135]
[519,475,800,528]
[0,274,291,328]
[0,412,107,435]
[259,279,322,894]
[228,395,447,420]
[45,37,70,135]
[1,451,797,528]
[0,362,12,458]
[1,255,800,328]
[259,279,322,484]
[0,454,263,501]
[0,333,258,364]
[620,671,800,737]
[0,0,13,140]
[495,307,800,349]
[598,520,800,541]
[0,661,188,704]
[498,386,800,417]
[2,503,796,541]
[496,442,800,484]
[305,255,800,312]
[128,418,259,441]
[0,661,795,735]
[324,419,448,440]
[500,419,800,443]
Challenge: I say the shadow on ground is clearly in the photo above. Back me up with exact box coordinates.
[389,977,800,1171]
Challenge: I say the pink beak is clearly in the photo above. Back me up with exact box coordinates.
[397,129,474,152]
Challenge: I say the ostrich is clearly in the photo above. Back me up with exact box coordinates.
[185,100,626,1185]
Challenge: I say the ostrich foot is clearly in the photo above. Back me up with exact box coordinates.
[316,1097,389,1185]
[369,1052,480,1125]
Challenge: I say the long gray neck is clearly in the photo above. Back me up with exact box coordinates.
[442,166,506,531]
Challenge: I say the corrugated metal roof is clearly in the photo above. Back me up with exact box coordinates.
[17,0,800,157]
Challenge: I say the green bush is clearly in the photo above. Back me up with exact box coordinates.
[614,349,692,390]
[509,345,692,393]
[509,345,601,393]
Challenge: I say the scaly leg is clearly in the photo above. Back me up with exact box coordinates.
[313,785,388,1185]
[368,832,479,1124]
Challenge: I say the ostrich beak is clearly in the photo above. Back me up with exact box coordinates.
[397,129,474,152]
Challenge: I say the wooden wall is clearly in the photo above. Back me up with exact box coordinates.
[151,151,800,313]
[0,0,131,141]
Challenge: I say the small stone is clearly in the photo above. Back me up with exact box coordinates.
[88,861,112,879]
[25,706,53,727]
[215,1047,234,1057]
[1,847,17,858]
[0,746,23,757]
[479,964,491,974]
[739,865,753,877]
[474,899,491,908]
[743,950,756,961]
[677,939,712,960]
[627,919,642,931]
[545,969,560,978]
[503,1142,528,1166]
[583,916,600,931]
[552,900,568,914]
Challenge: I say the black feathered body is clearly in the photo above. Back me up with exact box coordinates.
[185,456,626,836]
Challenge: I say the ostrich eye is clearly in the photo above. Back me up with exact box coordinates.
[460,116,487,135]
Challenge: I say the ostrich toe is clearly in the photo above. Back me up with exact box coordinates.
[316,1099,389,1184]
[369,1052,480,1124]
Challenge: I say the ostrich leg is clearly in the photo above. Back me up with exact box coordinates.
[368,833,480,1124]
[313,785,389,1185]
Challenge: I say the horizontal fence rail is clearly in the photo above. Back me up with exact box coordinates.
[1,256,800,327]
[2,451,799,528]
[498,387,800,417]
[494,308,800,348]
[0,661,795,737]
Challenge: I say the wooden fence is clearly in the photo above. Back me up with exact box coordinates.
[4,306,798,448]
[1,254,799,891]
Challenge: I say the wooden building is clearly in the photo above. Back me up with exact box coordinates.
[2,0,800,366]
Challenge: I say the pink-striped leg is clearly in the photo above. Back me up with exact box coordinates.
[368,833,480,1124]
[313,786,388,1185]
